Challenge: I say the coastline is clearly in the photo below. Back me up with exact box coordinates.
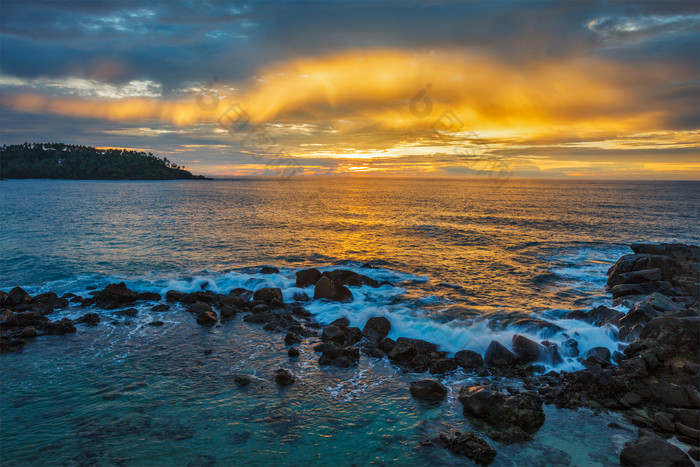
[1,243,698,465]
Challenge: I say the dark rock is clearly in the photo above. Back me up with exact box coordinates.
[668,408,699,430]
[654,412,676,432]
[344,326,363,346]
[560,338,579,357]
[187,301,212,315]
[675,423,700,444]
[378,337,396,352]
[136,292,161,301]
[114,307,138,317]
[151,304,170,312]
[21,326,37,338]
[292,292,310,302]
[511,334,544,364]
[409,378,448,402]
[230,288,254,301]
[196,310,218,326]
[434,431,497,465]
[42,318,76,335]
[362,346,385,359]
[329,317,350,330]
[275,369,295,386]
[93,282,138,309]
[566,305,625,326]
[313,277,353,302]
[8,287,32,306]
[219,305,238,319]
[322,269,379,287]
[510,318,564,337]
[321,325,345,344]
[77,313,100,326]
[458,385,545,442]
[253,288,283,304]
[620,435,693,466]
[284,332,302,345]
[234,375,252,386]
[1,311,48,330]
[429,358,459,375]
[314,342,341,358]
[455,350,484,369]
[251,303,270,314]
[32,292,68,310]
[619,392,642,408]
[260,266,279,274]
[244,313,275,324]
[295,268,322,287]
[362,316,391,342]
[689,447,699,461]
[395,337,438,354]
[288,347,300,358]
[292,306,312,318]
[165,290,186,301]
[408,355,431,373]
[388,339,418,363]
[584,346,611,363]
[269,298,285,309]
[484,341,519,367]
[147,321,164,326]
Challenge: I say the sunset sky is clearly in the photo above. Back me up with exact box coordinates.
[1,0,698,179]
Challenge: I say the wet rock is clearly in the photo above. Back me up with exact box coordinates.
[619,392,642,408]
[114,308,138,318]
[295,268,323,287]
[136,292,161,301]
[313,276,353,303]
[322,269,379,287]
[378,337,396,352]
[21,326,37,338]
[292,292,310,302]
[219,305,238,319]
[251,303,269,314]
[77,313,100,326]
[32,292,68,311]
[396,337,439,355]
[151,304,170,312]
[344,326,363,346]
[410,379,447,402]
[275,369,295,386]
[288,347,300,358]
[42,318,76,335]
[668,408,699,429]
[329,317,350,329]
[234,375,252,386]
[187,301,212,315]
[253,287,283,304]
[511,334,545,364]
[455,350,484,370]
[620,435,693,466]
[509,318,564,337]
[362,346,385,359]
[362,316,391,342]
[196,310,218,326]
[1,311,48,330]
[458,385,545,442]
[653,412,675,432]
[429,358,458,375]
[321,325,345,344]
[284,331,302,345]
[388,339,418,363]
[675,423,700,444]
[566,305,625,326]
[7,287,32,307]
[260,266,279,274]
[269,298,285,309]
[408,355,431,373]
[584,346,611,363]
[433,431,497,466]
[484,341,519,368]
[165,290,186,301]
[93,282,138,309]
[147,321,164,326]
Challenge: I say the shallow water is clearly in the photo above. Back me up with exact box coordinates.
[1,178,698,465]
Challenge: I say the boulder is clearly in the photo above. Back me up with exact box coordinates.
[187,301,213,315]
[114,308,138,317]
[313,277,353,303]
[295,268,322,287]
[165,290,186,301]
[409,378,448,402]
[434,431,497,465]
[378,337,396,352]
[321,325,345,344]
[136,292,161,301]
[620,435,693,467]
[284,332,302,345]
[458,385,545,442]
[42,318,76,335]
[260,266,279,274]
[7,287,32,306]
[455,350,484,369]
[275,369,296,386]
[388,339,418,363]
[344,326,363,346]
[21,326,37,338]
[253,288,283,304]
[584,346,611,363]
[329,317,350,329]
[429,358,459,375]
[566,305,624,326]
[32,292,68,310]
[151,304,170,312]
[1,311,48,330]
[76,313,100,326]
[322,269,379,287]
[484,341,519,367]
[511,335,544,364]
[288,347,300,358]
[362,316,391,342]
[395,337,439,354]
[93,282,138,309]
[196,310,218,326]
[234,375,252,386]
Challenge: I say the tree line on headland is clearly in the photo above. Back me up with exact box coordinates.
[0,143,210,180]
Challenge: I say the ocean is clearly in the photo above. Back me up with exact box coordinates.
[1,178,698,466]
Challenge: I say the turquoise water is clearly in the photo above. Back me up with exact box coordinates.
[1,178,698,465]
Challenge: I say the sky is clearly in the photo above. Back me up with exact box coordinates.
[1,0,698,179]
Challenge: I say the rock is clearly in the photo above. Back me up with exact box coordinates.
[344,326,363,346]
[560,338,579,357]
[42,318,76,335]
[378,337,396,352]
[388,339,418,363]
[114,308,138,317]
[362,316,391,342]
[1,311,48,330]
[295,268,323,287]
[136,292,161,301]
[455,350,484,369]
[253,288,283,304]
[93,282,138,309]
[219,305,238,318]
[395,337,439,354]
[196,310,218,326]
[7,287,32,306]
[288,347,300,358]
[321,325,345,344]
[511,335,545,364]
[689,447,699,461]
[275,369,295,386]
[251,303,270,314]
[329,317,350,329]
[322,269,379,287]
[77,313,100,326]
[647,292,683,312]
[584,346,611,363]
[566,305,625,326]
[675,423,700,444]
[458,385,545,442]
[434,431,497,465]
[619,392,642,408]
[151,304,170,312]
[165,290,186,301]
[21,326,37,338]
[292,292,310,302]
[484,341,519,367]
[653,412,676,432]
[187,455,216,467]
[429,358,459,375]
[313,277,353,303]
[620,435,693,466]
[32,292,68,310]
[410,378,448,402]
[668,408,699,429]
[315,342,341,357]
[234,375,252,386]
[284,332,302,345]
[147,321,164,326]
[269,298,285,309]
[260,266,279,274]
[187,301,213,315]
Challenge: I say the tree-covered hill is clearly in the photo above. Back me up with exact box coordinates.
[0,143,210,180]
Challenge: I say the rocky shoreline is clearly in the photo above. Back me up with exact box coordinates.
[1,243,698,466]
